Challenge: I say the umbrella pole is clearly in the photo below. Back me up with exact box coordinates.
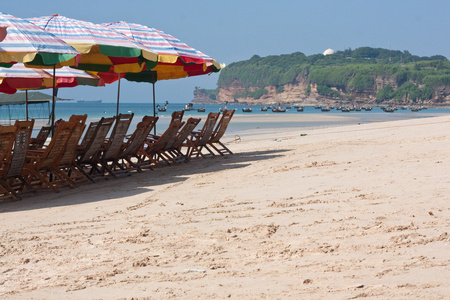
[51,66,56,137]
[152,81,156,135]
[116,73,121,118]
[26,90,29,121]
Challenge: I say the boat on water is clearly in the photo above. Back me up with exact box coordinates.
[383,106,395,113]
[219,101,228,112]
[297,106,304,112]
[197,107,206,112]
[157,101,168,112]
[260,106,268,111]
[321,107,330,112]
[183,103,194,111]
[272,106,286,112]
[242,107,252,112]
[77,100,102,104]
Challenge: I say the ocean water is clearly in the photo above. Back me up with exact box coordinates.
[2,101,450,137]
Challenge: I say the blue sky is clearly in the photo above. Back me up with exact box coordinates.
[2,0,449,103]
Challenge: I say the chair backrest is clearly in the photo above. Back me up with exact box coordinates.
[78,117,115,163]
[14,119,34,140]
[101,113,134,161]
[6,120,35,178]
[121,116,158,158]
[196,112,220,146]
[171,110,184,123]
[150,120,185,153]
[170,117,201,150]
[29,125,51,149]
[0,125,18,178]
[35,121,77,170]
[80,121,98,149]
[59,115,87,166]
[210,109,235,143]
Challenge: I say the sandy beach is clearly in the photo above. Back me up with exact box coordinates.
[0,115,449,299]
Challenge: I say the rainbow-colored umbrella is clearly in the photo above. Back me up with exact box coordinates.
[99,21,222,121]
[28,15,158,73]
[0,12,78,67]
[0,63,105,94]
[104,21,221,81]
[0,63,105,120]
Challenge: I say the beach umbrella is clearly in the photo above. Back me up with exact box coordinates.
[0,12,81,133]
[28,15,158,73]
[0,63,51,94]
[0,63,105,119]
[28,15,160,118]
[0,12,78,67]
[102,21,222,119]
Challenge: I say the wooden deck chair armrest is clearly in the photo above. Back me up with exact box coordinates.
[147,133,160,139]
[27,149,45,156]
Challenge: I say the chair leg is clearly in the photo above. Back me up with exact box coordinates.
[0,179,20,201]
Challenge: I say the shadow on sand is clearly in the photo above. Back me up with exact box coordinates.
[0,149,292,212]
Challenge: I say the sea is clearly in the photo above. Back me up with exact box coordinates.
[1,101,450,138]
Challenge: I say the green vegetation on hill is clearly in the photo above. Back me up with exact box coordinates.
[212,47,450,102]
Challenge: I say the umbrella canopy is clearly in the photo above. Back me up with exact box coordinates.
[0,63,51,94]
[0,12,78,67]
[0,63,104,94]
[28,15,158,73]
[104,21,221,81]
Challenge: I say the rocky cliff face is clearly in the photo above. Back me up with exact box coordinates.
[193,74,450,107]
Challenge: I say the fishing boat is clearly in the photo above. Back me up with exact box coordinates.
[183,103,194,111]
[242,103,253,112]
[297,106,304,112]
[260,106,268,111]
[219,101,228,112]
[272,106,286,112]
[157,101,168,112]
[197,107,206,112]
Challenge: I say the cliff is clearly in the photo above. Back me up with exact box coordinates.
[192,48,450,107]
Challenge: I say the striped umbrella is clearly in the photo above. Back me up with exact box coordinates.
[0,63,50,94]
[101,21,222,121]
[28,15,158,73]
[0,63,105,120]
[0,63,105,93]
[0,12,78,67]
[104,21,221,81]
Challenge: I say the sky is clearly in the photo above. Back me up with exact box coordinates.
[2,0,450,103]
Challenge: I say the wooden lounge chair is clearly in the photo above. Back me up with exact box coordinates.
[29,125,51,150]
[171,110,184,123]
[163,117,201,164]
[95,113,134,178]
[24,121,77,193]
[204,109,235,156]
[75,116,115,181]
[4,120,37,198]
[137,119,185,167]
[116,115,158,172]
[0,125,20,200]
[183,112,220,159]
[57,115,92,184]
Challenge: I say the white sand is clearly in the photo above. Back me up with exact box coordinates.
[1,115,449,299]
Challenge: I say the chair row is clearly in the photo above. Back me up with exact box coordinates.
[0,109,235,201]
